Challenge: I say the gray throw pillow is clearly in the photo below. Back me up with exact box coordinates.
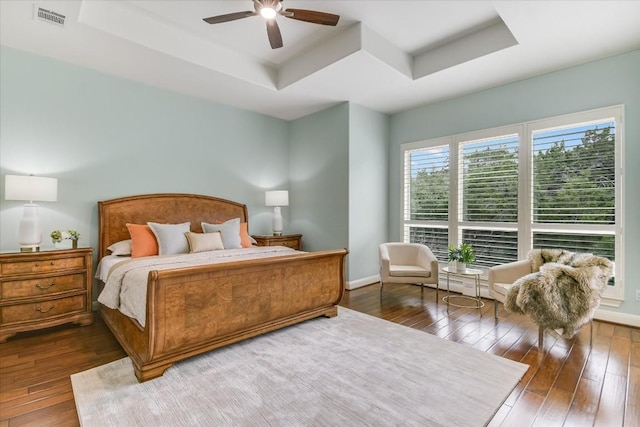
[147,222,191,255]
[201,218,242,249]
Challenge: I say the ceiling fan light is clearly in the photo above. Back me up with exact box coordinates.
[260,7,277,19]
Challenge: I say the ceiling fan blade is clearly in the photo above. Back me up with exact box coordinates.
[203,11,256,24]
[284,9,339,26]
[266,19,283,49]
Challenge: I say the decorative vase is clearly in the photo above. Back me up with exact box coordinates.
[455,261,465,272]
[54,240,78,249]
[54,240,72,249]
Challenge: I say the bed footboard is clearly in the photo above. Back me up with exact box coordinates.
[101,249,347,382]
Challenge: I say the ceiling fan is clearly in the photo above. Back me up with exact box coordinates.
[203,0,340,49]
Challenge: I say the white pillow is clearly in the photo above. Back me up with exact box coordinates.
[201,218,242,249]
[147,222,190,255]
[185,231,224,253]
[107,239,132,256]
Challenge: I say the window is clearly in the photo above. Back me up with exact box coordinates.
[403,139,450,261]
[401,106,624,303]
[458,132,520,268]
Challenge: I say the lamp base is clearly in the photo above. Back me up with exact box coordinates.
[272,206,283,237]
[18,203,43,253]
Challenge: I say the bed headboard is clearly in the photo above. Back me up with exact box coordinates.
[98,193,249,259]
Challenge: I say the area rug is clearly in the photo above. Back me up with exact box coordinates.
[71,307,528,426]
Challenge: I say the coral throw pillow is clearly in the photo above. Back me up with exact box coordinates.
[126,223,159,257]
[240,222,252,248]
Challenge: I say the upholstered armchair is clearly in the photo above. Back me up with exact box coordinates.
[488,249,614,353]
[378,243,440,298]
[487,259,532,319]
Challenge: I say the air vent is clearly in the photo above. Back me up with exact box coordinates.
[33,4,66,27]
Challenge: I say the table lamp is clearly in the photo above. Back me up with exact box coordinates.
[4,175,58,252]
[265,190,289,236]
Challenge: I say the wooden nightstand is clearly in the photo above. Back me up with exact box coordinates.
[252,234,303,251]
[0,248,94,342]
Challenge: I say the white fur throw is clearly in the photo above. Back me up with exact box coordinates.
[504,249,614,338]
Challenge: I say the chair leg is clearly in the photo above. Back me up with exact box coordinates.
[538,326,544,353]
[494,300,498,319]
[589,319,593,348]
[420,283,424,298]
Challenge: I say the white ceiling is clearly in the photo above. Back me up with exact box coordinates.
[1,1,640,120]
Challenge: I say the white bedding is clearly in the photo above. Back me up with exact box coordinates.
[97,246,299,327]
[95,255,129,282]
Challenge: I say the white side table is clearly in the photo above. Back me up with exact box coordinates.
[442,266,485,314]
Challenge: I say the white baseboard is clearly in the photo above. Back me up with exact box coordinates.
[346,275,490,295]
[594,308,640,327]
[346,275,379,290]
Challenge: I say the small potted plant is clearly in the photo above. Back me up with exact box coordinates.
[51,229,80,249]
[448,243,475,272]
[448,244,461,270]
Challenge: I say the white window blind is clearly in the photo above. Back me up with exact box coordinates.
[403,144,450,261]
[460,135,519,223]
[462,228,519,268]
[405,146,449,222]
[533,122,615,225]
[406,226,450,261]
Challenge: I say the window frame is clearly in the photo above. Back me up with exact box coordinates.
[400,105,624,305]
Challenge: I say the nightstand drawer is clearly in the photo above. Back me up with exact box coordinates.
[0,256,85,276]
[279,239,301,250]
[1,294,86,324]
[1,273,86,299]
[252,234,303,251]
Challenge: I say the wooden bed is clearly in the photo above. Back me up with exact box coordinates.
[98,193,347,382]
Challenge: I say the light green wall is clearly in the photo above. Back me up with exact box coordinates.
[348,104,388,281]
[289,103,389,283]
[389,49,640,317]
[0,47,289,256]
[289,103,350,256]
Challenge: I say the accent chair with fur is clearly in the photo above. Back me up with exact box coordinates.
[504,249,614,339]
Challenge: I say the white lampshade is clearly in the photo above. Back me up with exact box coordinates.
[5,175,58,202]
[4,175,58,252]
[265,190,289,207]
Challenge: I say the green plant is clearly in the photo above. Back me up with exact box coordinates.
[448,245,461,262]
[458,243,476,264]
[448,243,475,264]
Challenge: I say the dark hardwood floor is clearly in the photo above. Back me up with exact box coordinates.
[0,315,126,427]
[342,284,640,427]
[0,284,638,426]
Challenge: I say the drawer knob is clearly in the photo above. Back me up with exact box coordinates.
[36,282,56,290]
[34,262,54,267]
[35,304,55,313]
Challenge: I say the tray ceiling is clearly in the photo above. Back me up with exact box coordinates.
[1,1,639,120]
